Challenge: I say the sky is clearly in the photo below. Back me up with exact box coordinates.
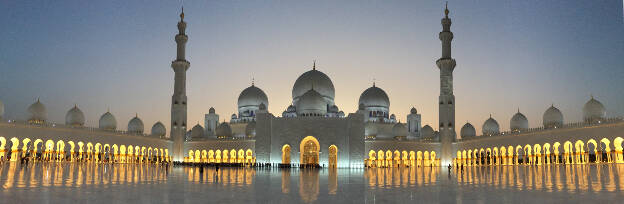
[0,0,623,136]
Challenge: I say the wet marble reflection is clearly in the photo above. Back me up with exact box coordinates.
[3,163,624,203]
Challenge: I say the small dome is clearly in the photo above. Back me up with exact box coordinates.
[421,125,434,138]
[482,116,500,136]
[390,114,396,120]
[216,122,232,138]
[231,114,237,119]
[209,107,216,114]
[510,110,528,132]
[245,121,256,138]
[0,99,4,118]
[392,123,407,137]
[127,114,144,134]
[292,69,335,103]
[28,98,47,123]
[364,122,378,138]
[296,89,327,116]
[583,96,606,123]
[238,85,269,111]
[460,123,476,138]
[259,103,267,111]
[338,111,345,117]
[410,107,417,114]
[287,105,296,112]
[190,124,204,139]
[358,85,390,109]
[329,105,339,113]
[151,122,166,137]
[99,111,117,130]
[65,105,85,127]
[543,105,563,129]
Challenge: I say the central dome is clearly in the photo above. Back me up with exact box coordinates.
[292,69,335,104]
[583,96,606,123]
[482,116,500,136]
[99,111,117,130]
[151,122,166,138]
[238,85,268,113]
[359,85,390,109]
[510,110,528,132]
[296,89,327,116]
[28,98,47,123]
[128,114,144,134]
[543,105,563,129]
[460,123,476,138]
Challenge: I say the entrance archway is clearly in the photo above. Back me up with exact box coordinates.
[282,144,291,164]
[300,136,319,165]
[328,145,337,168]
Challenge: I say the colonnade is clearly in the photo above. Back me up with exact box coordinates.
[0,136,170,163]
[454,137,624,166]
[185,149,255,164]
[365,150,439,168]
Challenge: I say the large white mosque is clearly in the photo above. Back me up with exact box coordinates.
[1,5,623,168]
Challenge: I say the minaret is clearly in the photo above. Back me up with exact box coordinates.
[171,7,190,162]
[436,2,456,166]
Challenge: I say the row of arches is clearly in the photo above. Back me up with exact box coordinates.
[365,150,439,168]
[0,136,170,163]
[185,149,255,164]
[455,137,624,166]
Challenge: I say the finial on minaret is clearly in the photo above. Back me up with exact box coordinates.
[135,112,138,117]
[517,107,520,113]
[107,107,110,112]
[591,94,594,99]
[180,6,185,21]
[373,78,376,87]
[252,77,255,86]
[489,114,492,118]
[74,104,78,108]
[444,1,449,18]
[313,60,316,70]
[36,97,40,102]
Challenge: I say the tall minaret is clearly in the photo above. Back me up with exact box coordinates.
[436,2,456,166]
[171,7,190,162]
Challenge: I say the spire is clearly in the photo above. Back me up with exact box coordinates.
[135,112,138,118]
[444,1,449,18]
[373,78,376,87]
[489,114,492,118]
[517,107,520,113]
[252,77,255,86]
[313,60,316,70]
[180,6,185,21]
[107,107,110,113]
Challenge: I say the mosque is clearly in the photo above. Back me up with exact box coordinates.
[1,5,623,168]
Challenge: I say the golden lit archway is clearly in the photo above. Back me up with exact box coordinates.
[282,144,291,164]
[328,145,337,168]
[300,136,319,165]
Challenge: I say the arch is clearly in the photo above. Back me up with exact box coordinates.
[44,139,54,161]
[543,143,551,164]
[574,140,585,164]
[533,144,542,165]
[21,138,31,157]
[423,151,430,166]
[587,139,598,163]
[0,136,6,160]
[245,149,253,163]
[300,136,320,165]
[430,151,437,166]
[188,150,195,162]
[500,146,507,165]
[282,144,292,164]
[237,149,245,163]
[328,145,338,168]
[9,137,20,161]
[600,138,612,163]
[208,150,215,163]
[614,137,623,163]
[229,149,236,163]
[563,141,573,164]
[56,140,65,161]
[215,150,222,163]
[194,150,200,163]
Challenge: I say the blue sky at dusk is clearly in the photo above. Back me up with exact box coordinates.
[0,0,622,135]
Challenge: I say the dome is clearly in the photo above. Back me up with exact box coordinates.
[0,99,4,118]
[510,110,529,132]
[358,85,390,109]
[583,96,606,123]
[390,114,396,120]
[296,89,327,116]
[238,85,269,110]
[410,107,417,114]
[245,121,256,138]
[364,122,378,138]
[292,69,335,103]
[190,124,204,139]
[127,114,144,134]
[392,123,407,137]
[338,111,345,117]
[482,116,500,136]
[286,105,296,112]
[99,111,117,130]
[209,107,215,114]
[460,123,476,138]
[216,122,232,138]
[329,105,339,113]
[231,114,237,119]
[259,103,267,111]
[28,98,47,123]
[543,105,563,129]
[151,122,166,137]
[421,125,434,138]
[65,105,85,127]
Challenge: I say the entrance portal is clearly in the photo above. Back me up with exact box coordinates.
[300,136,319,165]
[328,145,337,168]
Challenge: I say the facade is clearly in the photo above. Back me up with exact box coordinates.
[1,5,624,168]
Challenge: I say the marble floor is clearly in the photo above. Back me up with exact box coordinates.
[1,162,624,203]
